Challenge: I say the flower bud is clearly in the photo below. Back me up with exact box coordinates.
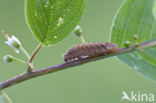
[3,55,14,63]
[124,41,131,48]
[135,43,139,47]
[74,25,83,37]
[133,34,138,40]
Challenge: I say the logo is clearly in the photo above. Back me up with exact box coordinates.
[121,91,154,102]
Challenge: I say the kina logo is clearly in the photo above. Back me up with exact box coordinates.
[121,91,154,102]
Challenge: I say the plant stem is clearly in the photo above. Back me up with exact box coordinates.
[29,43,42,64]
[13,58,32,72]
[13,58,27,65]
[0,41,155,91]
[20,47,31,59]
[80,35,86,43]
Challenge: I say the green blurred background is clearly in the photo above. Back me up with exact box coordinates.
[0,0,156,103]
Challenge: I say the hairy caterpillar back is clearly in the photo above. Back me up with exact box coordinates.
[63,42,118,62]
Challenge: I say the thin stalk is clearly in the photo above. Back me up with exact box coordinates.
[0,41,155,91]
[20,47,31,59]
[13,58,27,65]
[80,35,86,43]
[29,43,42,64]
[13,57,33,72]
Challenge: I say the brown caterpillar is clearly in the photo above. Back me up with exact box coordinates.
[63,42,118,62]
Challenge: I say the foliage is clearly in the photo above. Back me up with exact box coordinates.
[25,0,85,46]
[110,0,156,80]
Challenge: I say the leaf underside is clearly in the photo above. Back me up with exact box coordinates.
[25,0,85,46]
[110,0,156,80]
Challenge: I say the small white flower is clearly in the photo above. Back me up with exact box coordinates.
[5,35,22,53]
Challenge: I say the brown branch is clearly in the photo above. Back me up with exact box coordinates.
[0,41,155,91]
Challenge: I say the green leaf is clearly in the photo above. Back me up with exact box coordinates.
[0,92,12,103]
[153,0,156,19]
[25,0,85,46]
[110,0,156,80]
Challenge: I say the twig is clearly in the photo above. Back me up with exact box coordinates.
[0,41,155,91]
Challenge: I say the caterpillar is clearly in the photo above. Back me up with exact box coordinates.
[63,42,118,62]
